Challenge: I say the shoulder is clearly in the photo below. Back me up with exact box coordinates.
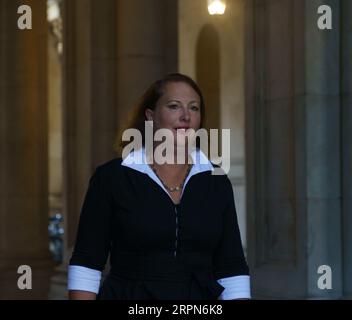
[96,158,123,172]
[209,163,231,182]
[91,158,124,182]
[206,163,234,195]
[85,158,125,194]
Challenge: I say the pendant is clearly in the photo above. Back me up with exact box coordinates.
[169,186,181,192]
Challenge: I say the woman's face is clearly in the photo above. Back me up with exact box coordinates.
[145,81,201,146]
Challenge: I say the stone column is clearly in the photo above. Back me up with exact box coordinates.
[246,0,342,299]
[0,0,54,299]
[341,0,352,298]
[62,0,117,252]
[305,0,342,299]
[115,0,178,133]
[246,0,307,298]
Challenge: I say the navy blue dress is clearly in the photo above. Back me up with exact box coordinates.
[70,158,249,300]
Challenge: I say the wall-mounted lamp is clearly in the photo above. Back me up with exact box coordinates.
[47,0,60,22]
[207,0,226,15]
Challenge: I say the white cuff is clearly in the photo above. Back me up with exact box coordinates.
[217,275,251,300]
[67,265,102,294]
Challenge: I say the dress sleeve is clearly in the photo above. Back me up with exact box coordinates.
[213,176,250,280]
[69,166,113,271]
[67,265,102,293]
[217,275,251,300]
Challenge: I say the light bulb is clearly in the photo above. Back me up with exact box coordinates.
[207,0,226,15]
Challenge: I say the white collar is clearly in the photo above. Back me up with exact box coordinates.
[121,147,214,201]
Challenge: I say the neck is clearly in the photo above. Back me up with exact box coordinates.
[145,144,194,166]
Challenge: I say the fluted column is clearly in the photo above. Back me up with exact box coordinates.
[0,0,54,299]
[246,0,343,299]
[305,0,342,299]
[62,0,118,251]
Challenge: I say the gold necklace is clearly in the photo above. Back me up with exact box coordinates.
[151,164,192,192]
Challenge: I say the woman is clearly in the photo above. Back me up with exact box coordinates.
[68,73,250,300]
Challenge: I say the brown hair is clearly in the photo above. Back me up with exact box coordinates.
[115,73,206,155]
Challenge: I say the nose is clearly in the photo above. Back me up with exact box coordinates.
[181,106,190,122]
